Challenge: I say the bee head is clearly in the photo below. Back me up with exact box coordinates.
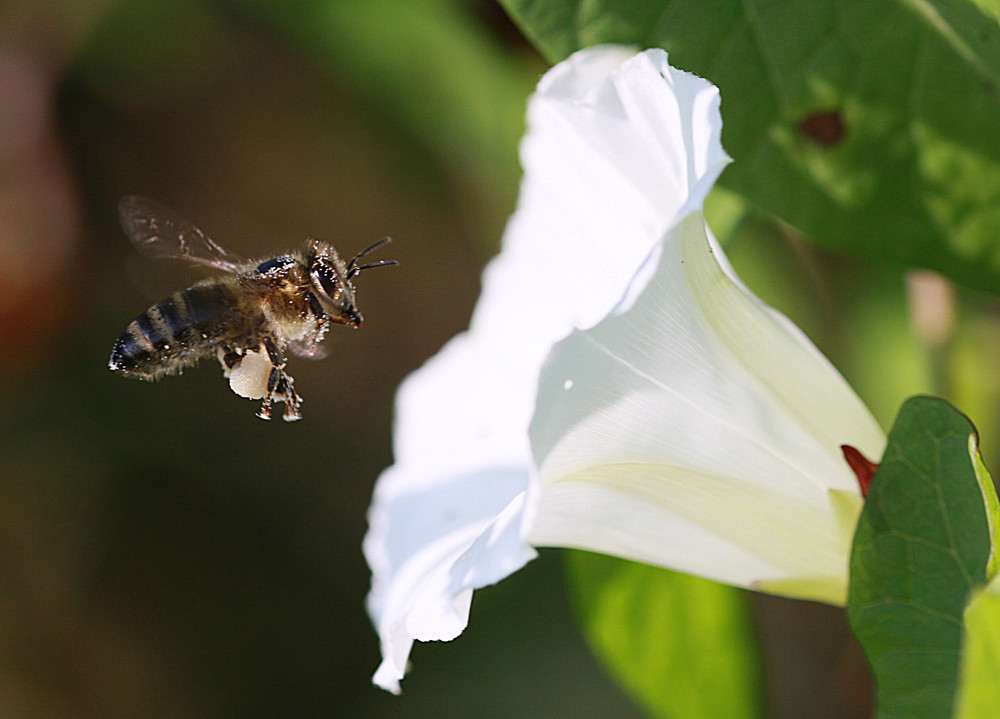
[308,238,396,327]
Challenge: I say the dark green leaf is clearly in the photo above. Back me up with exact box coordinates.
[848,396,995,719]
[500,0,1000,293]
[567,551,764,719]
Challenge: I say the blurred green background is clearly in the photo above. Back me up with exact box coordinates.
[1,0,996,717]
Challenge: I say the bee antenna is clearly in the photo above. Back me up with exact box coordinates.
[347,237,396,278]
[350,259,399,278]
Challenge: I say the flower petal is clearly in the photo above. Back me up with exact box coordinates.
[365,45,742,691]
[366,459,532,693]
[529,213,886,605]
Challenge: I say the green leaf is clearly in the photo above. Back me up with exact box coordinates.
[848,396,996,719]
[956,579,1000,718]
[955,443,1000,719]
[500,0,1000,293]
[567,551,764,719]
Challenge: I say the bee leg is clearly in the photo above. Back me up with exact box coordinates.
[256,396,274,421]
[255,363,282,421]
[275,373,303,422]
[257,336,301,422]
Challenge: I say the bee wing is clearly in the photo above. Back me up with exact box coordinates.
[119,195,246,273]
[288,338,328,360]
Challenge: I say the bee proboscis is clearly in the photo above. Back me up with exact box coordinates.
[109,196,397,421]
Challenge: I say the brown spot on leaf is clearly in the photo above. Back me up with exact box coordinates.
[798,110,845,147]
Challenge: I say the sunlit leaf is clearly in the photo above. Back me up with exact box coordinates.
[567,551,764,719]
[848,396,996,719]
[956,579,1000,719]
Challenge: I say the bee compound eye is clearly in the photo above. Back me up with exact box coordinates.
[312,262,340,300]
[255,255,295,275]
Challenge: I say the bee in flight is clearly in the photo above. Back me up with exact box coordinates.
[109,196,396,421]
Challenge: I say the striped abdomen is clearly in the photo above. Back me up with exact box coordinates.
[109,283,234,379]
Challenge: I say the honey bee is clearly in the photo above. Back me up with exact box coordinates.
[109,196,396,421]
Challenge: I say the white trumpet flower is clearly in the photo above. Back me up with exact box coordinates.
[364,46,885,693]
